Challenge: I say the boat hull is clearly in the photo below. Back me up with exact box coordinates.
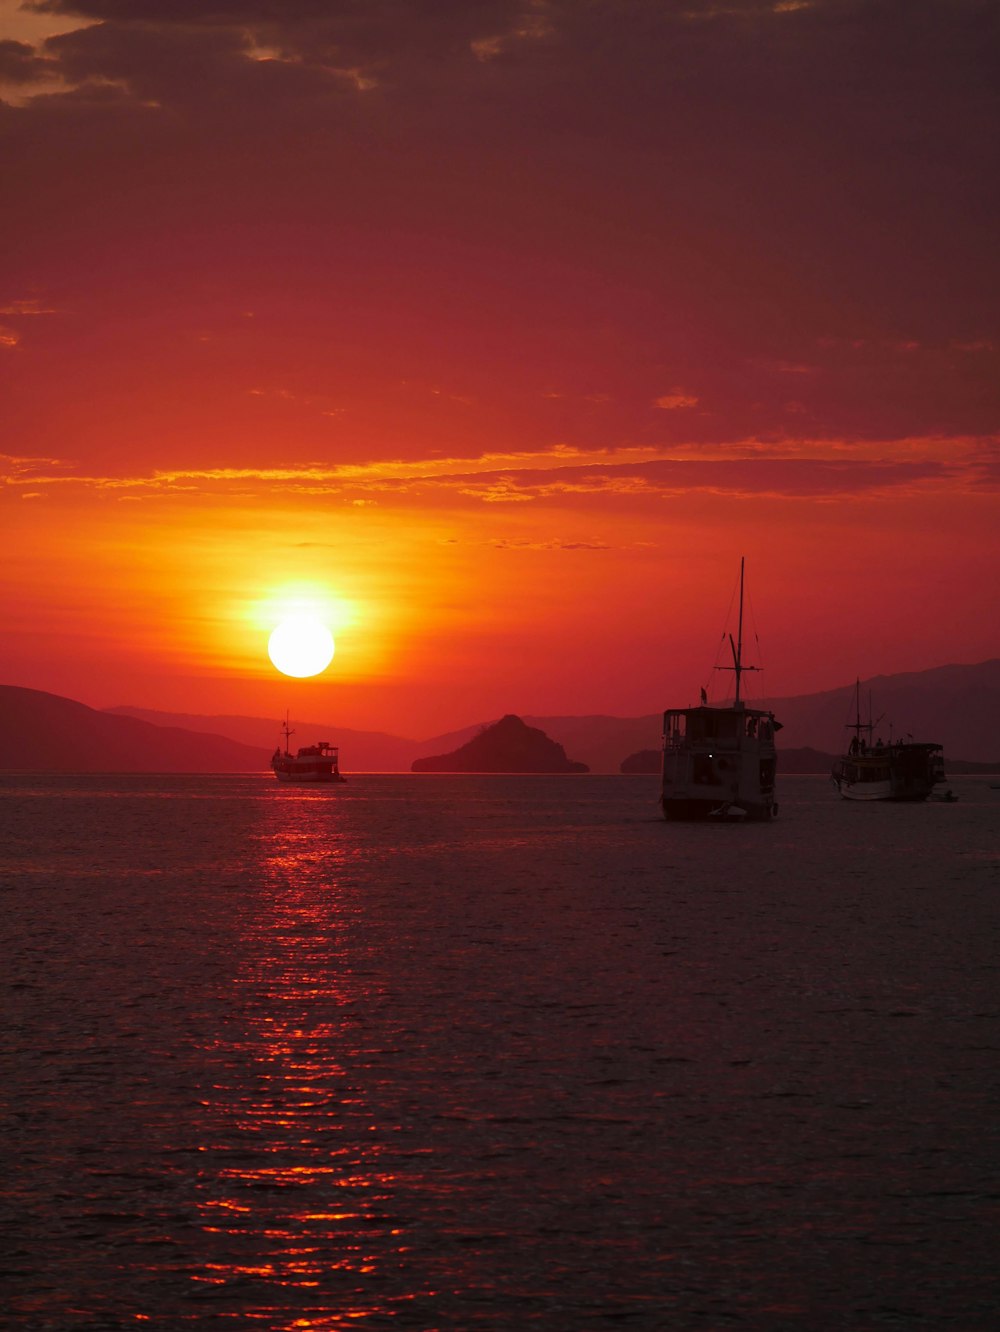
[831,742,944,803]
[830,779,928,801]
[270,738,346,784]
[830,776,893,801]
[662,796,777,822]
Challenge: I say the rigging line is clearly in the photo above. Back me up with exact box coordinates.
[744,581,767,707]
[705,573,739,702]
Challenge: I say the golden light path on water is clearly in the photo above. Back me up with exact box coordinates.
[190,791,420,1326]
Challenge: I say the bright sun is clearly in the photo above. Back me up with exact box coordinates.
[268,614,335,678]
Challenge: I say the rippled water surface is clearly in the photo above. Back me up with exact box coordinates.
[2,773,999,1330]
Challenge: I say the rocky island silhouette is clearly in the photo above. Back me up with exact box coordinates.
[411,714,589,773]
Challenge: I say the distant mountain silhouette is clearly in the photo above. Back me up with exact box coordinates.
[109,706,419,772]
[0,687,268,772]
[619,749,660,774]
[759,660,1000,761]
[412,714,589,773]
[108,659,1000,770]
[534,659,1000,769]
[779,747,844,775]
[5,657,997,774]
[520,713,659,775]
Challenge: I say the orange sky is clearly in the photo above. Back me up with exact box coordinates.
[2,0,998,736]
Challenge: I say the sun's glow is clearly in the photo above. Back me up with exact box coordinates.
[268,614,335,678]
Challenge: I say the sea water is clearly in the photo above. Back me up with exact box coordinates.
[2,773,998,1330]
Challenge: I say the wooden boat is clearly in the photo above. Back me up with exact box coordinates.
[830,680,948,801]
[271,715,346,783]
[661,559,780,821]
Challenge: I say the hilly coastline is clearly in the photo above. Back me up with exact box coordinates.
[106,706,418,771]
[2,658,999,774]
[0,687,268,773]
[107,659,1000,771]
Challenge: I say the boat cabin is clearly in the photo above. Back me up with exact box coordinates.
[662,703,779,820]
[664,706,776,746]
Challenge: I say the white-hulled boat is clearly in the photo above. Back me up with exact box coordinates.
[271,715,346,783]
[830,680,949,802]
[661,559,781,821]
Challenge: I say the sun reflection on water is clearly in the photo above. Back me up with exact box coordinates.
[189,789,420,1325]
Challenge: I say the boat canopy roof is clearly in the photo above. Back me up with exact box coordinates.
[663,704,777,720]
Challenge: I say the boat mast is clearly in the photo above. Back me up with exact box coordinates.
[734,557,745,704]
[718,556,759,705]
[281,710,295,756]
[847,679,878,748]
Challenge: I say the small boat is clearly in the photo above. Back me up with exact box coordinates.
[830,680,949,802]
[271,715,346,783]
[661,558,781,821]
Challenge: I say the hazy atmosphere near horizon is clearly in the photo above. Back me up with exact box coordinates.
[2,0,998,731]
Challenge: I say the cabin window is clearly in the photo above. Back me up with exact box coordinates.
[716,712,739,739]
[698,711,737,740]
[690,711,738,741]
[663,712,686,745]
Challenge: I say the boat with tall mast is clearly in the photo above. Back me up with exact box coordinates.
[270,714,346,783]
[660,558,781,821]
[830,680,948,801]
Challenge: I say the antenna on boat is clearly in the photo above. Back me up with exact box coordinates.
[717,556,759,705]
[281,710,294,755]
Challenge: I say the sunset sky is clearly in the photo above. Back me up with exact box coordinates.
[2,0,998,736]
